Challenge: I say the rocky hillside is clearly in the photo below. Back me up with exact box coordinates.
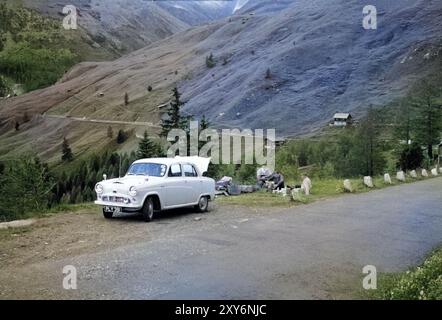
[0,0,441,161]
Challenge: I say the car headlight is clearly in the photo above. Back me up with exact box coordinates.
[129,186,137,197]
[95,183,104,194]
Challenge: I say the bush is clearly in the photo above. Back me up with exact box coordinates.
[0,157,54,221]
[377,248,442,300]
[398,143,424,171]
[116,129,128,144]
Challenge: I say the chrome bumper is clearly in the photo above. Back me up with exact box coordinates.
[95,193,142,210]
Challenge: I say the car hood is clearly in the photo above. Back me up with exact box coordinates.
[98,176,162,194]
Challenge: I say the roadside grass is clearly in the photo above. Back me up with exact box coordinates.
[5,202,97,221]
[216,175,440,207]
[216,191,293,207]
[43,202,98,217]
[364,247,442,300]
[0,203,98,238]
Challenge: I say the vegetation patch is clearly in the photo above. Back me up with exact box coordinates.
[0,3,79,92]
[367,247,442,300]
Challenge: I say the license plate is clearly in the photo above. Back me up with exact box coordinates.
[104,206,121,214]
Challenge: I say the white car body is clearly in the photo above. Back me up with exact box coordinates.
[94,157,215,221]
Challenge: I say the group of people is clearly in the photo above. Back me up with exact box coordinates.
[257,170,312,195]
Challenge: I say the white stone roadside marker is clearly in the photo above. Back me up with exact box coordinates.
[364,176,374,188]
[396,171,406,182]
[384,173,392,184]
[343,179,353,192]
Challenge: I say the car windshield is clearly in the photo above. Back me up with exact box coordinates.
[126,163,167,177]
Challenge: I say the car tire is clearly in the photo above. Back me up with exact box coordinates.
[195,196,209,213]
[141,197,155,222]
[103,209,113,219]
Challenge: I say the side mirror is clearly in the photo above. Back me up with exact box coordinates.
[103,174,107,180]
[202,172,209,177]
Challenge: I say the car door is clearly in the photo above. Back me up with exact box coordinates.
[182,163,200,204]
[164,163,186,207]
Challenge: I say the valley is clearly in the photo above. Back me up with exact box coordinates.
[0,0,441,163]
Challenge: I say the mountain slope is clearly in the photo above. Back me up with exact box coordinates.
[0,0,441,160]
[19,0,239,56]
[19,0,190,56]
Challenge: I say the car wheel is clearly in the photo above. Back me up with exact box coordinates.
[195,196,209,213]
[103,208,113,219]
[141,197,155,222]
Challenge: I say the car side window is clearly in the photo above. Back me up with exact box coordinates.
[183,164,198,177]
[168,164,182,177]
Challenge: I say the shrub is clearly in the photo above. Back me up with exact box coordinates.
[116,129,127,144]
[378,248,442,300]
[398,143,424,171]
[206,53,216,68]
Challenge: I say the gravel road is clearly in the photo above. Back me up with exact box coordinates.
[0,177,441,299]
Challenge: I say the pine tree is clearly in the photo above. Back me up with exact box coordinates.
[206,53,216,68]
[61,137,73,162]
[265,68,272,79]
[137,130,159,159]
[393,97,414,144]
[14,121,19,131]
[356,106,385,176]
[412,79,442,160]
[198,115,211,153]
[116,129,127,144]
[200,115,210,131]
[124,92,129,106]
[161,87,185,137]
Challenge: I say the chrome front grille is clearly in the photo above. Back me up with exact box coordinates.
[102,196,130,203]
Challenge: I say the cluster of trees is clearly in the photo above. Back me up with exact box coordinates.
[275,79,442,181]
[0,150,148,221]
[392,79,442,163]
[0,157,53,221]
[0,3,77,92]
[0,75,9,97]
[275,118,388,181]
[52,151,139,207]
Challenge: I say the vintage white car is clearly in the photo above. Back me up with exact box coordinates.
[94,157,215,222]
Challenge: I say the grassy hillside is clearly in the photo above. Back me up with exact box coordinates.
[0,2,112,94]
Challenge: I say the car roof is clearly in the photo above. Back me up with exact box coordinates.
[133,158,196,166]
[133,158,175,165]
